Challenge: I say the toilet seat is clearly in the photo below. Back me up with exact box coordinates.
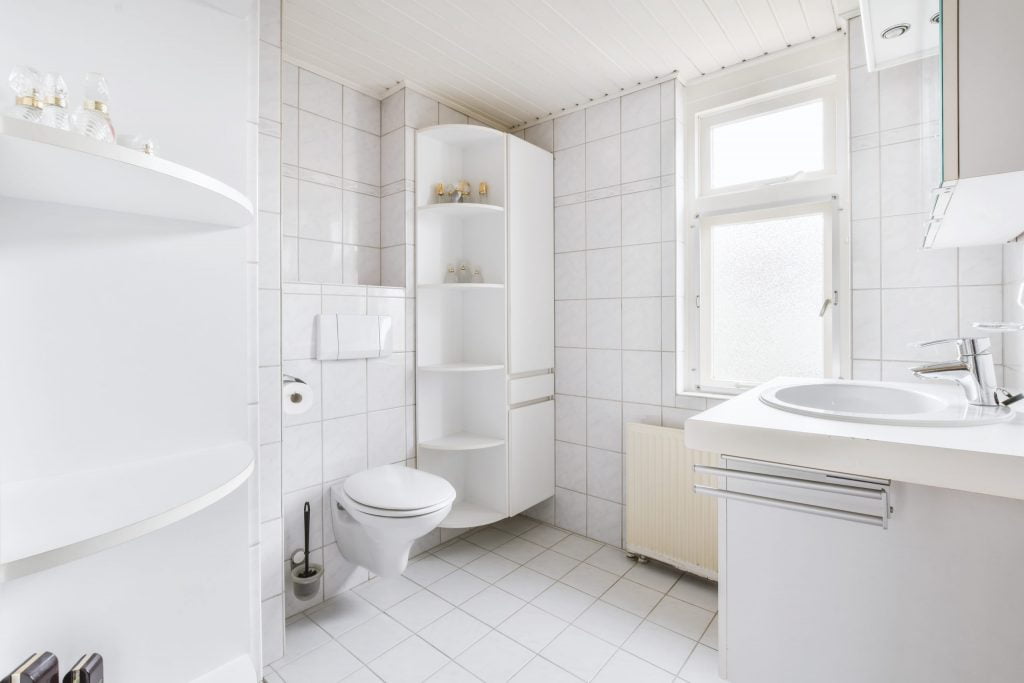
[339,465,456,519]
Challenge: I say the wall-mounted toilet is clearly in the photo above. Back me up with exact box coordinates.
[331,465,456,577]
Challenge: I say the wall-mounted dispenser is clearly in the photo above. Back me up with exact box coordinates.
[282,374,312,416]
[316,314,392,360]
[289,502,322,600]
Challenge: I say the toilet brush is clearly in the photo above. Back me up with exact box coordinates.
[290,500,323,599]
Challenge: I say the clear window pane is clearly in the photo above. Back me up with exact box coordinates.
[708,212,824,384]
[709,100,824,189]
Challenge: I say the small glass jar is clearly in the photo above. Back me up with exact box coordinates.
[478,182,489,204]
[457,263,471,283]
[444,264,458,283]
[72,72,115,142]
[435,183,446,203]
[38,73,69,130]
[471,267,483,284]
[6,66,42,122]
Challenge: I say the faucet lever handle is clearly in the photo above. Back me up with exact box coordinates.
[915,336,991,355]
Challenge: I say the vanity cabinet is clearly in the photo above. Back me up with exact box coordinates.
[925,0,1024,247]
[718,455,1024,683]
[415,125,554,528]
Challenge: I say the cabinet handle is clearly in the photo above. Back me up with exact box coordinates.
[694,465,886,499]
[694,485,886,527]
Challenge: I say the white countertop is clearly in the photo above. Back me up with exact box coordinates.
[684,378,1024,500]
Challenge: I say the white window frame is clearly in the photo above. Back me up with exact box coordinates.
[678,38,850,397]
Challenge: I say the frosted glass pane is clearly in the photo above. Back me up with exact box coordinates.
[709,212,824,384]
[710,100,824,189]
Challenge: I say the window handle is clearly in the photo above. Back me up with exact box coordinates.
[818,298,832,317]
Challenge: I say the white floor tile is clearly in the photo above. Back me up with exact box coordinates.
[277,640,363,683]
[585,546,636,576]
[624,562,682,593]
[622,622,696,675]
[647,596,714,640]
[495,567,556,602]
[602,578,663,617]
[593,650,674,682]
[427,661,482,682]
[677,644,725,683]
[434,539,488,566]
[388,589,455,631]
[467,527,518,550]
[497,604,570,652]
[491,515,539,536]
[342,668,382,682]
[457,631,535,683]
[338,613,412,663]
[429,569,490,605]
[520,524,570,548]
[355,576,422,610]
[699,616,718,650]
[306,593,380,638]
[525,549,580,579]
[667,574,718,612]
[510,657,582,682]
[277,615,332,666]
[541,626,617,680]
[532,583,596,621]
[369,635,449,683]
[405,555,459,586]
[420,609,492,658]
[550,534,602,561]
[573,600,642,646]
[560,563,619,597]
[464,552,520,583]
[461,586,526,627]
[263,669,285,683]
[494,538,547,564]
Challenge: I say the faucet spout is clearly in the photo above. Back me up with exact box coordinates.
[911,360,969,378]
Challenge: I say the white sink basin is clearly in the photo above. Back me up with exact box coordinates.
[760,380,1014,426]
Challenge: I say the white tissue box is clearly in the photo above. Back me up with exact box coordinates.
[316,314,393,360]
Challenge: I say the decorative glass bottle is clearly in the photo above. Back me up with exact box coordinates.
[6,66,42,122]
[471,267,483,284]
[478,181,489,204]
[38,73,70,130]
[72,72,115,142]
[457,263,471,283]
[444,264,458,283]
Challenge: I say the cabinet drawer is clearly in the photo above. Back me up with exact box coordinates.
[510,373,554,405]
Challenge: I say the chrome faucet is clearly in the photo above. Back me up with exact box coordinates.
[911,337,1015,407]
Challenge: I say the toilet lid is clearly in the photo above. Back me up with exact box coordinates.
[343,465,456,512]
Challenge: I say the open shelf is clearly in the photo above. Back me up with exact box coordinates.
[0,441,254,582]
[0,117,253,227]
[418,203,504,218]
[419,432,506,451]
[441,501,507,529]
[419,282,504,290]
[419,363,505,373]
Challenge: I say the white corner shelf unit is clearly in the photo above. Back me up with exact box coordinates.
[0,117,253,227]
[415,124,555,528]
[0,442,254,582]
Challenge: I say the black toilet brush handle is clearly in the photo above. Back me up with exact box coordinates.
[303,501,311,576]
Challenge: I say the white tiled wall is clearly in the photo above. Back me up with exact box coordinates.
[848,16,1006,381]
[1004,240,1024,389]
[518,81,723,549]
[258,0,285,667]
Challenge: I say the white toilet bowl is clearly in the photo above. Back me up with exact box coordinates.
[331,465,456,578]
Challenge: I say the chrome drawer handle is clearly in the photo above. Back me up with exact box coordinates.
[694,485,886,528]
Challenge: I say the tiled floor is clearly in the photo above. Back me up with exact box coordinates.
[265,516,722,683]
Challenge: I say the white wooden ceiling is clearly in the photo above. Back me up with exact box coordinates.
[283,0,858,129]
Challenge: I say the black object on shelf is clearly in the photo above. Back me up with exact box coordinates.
[62,654,103,683]
[2,652,59,683]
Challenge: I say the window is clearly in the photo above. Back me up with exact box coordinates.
[679,46,849,395]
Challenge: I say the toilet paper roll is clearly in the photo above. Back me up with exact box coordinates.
[282,380,313,415]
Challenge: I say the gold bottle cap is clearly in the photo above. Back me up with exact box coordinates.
[84,99,109,114]
[479,181,488,194]
[15,94,41,108]
[44,95,66,107]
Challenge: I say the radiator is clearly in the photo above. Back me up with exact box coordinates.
[625,422,719,579]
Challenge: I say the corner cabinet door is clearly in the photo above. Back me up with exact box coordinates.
[508,399,554,516]
[507,135,554,375]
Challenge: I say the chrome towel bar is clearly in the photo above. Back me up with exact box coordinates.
[694,465,886,499]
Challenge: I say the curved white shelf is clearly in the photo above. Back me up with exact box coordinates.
[0,441,254,582]
[440,501,506,529]
[419,433,506,451]
[418,282,505,290]
[0,117,253,227]
[417,203,505,218]
[419,363,505,373]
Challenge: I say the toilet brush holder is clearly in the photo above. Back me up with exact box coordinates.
[289,556,323,600]
[289,501,323,600]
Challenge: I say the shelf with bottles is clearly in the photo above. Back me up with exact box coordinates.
[1,68,252,227]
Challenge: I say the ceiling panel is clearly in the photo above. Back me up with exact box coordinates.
[283,0,850,129]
